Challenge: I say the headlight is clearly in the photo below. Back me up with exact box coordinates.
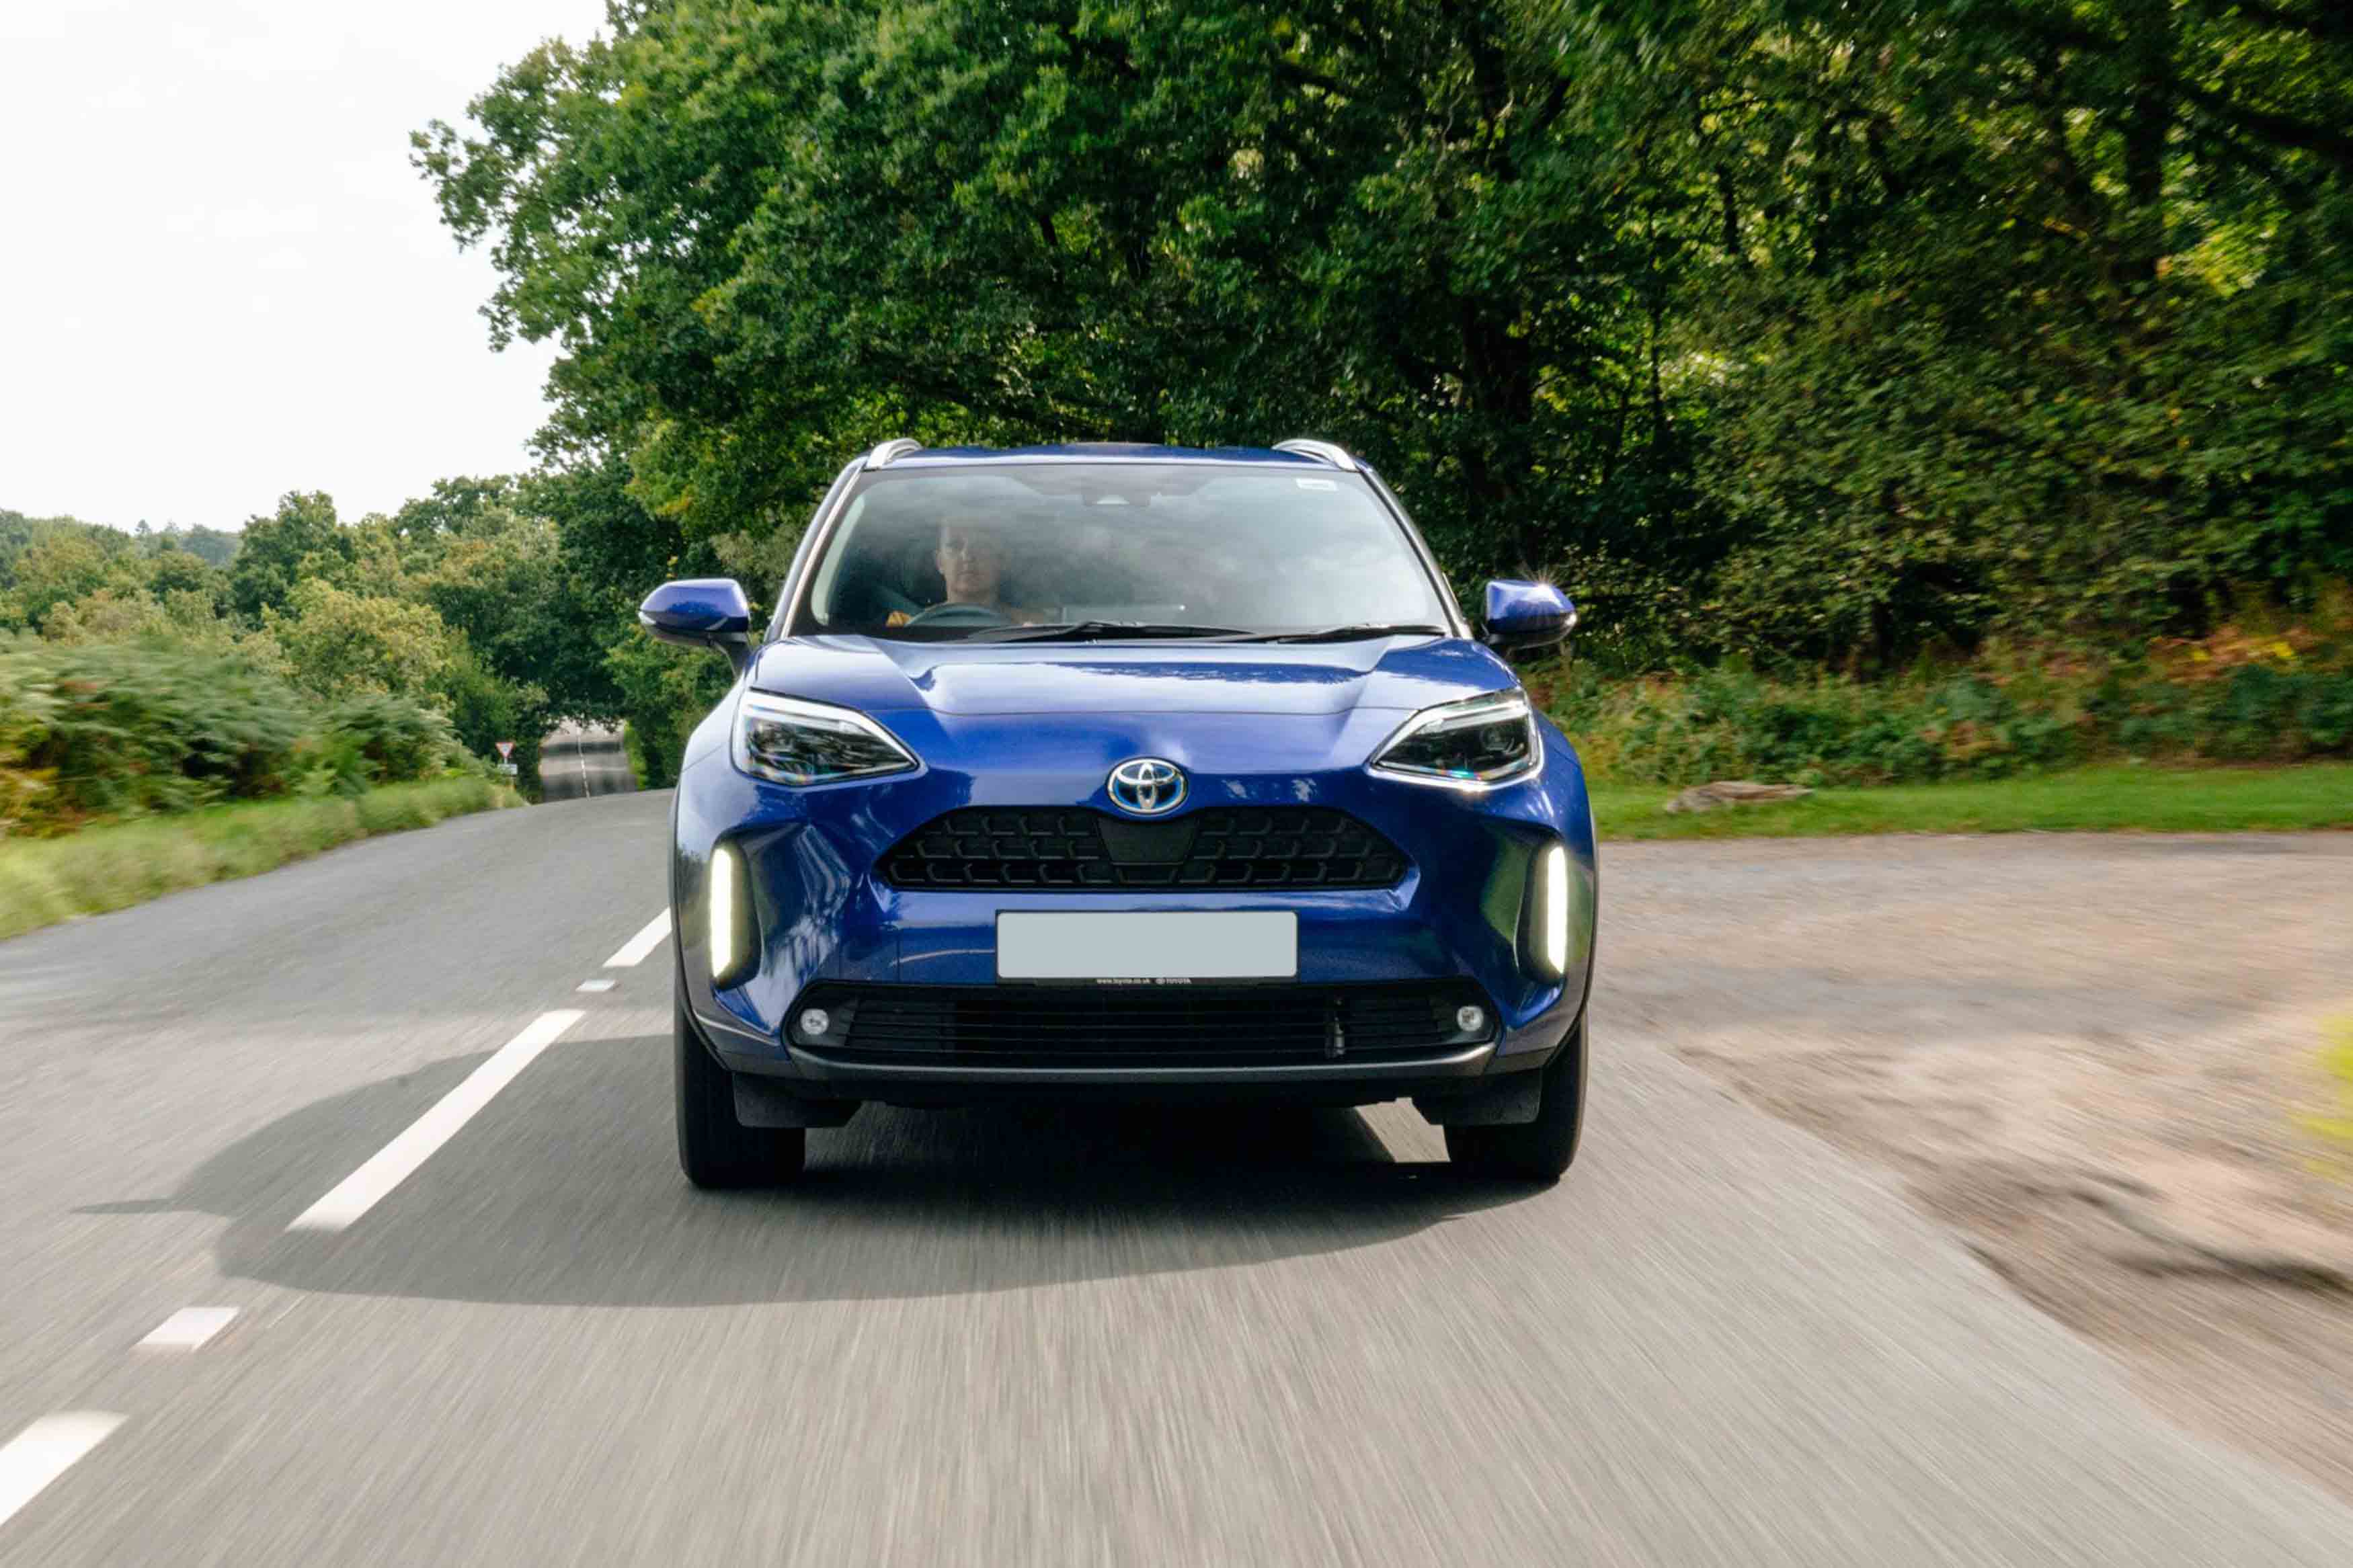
[1368,690,1541,789]
[732,692,917,786]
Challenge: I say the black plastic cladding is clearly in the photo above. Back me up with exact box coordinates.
[797,979,1492,1069]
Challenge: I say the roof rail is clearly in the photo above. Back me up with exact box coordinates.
[1273,438,1356,470]
[865,438,924,468]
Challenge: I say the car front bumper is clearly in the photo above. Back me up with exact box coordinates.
[672,710,1598,1096]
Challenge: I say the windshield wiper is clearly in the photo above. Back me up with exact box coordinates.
[1234,622,1449,644]
[965,620,1252,643]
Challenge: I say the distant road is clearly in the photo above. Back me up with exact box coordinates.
[1,798,2351,1563]
[537,725,635,801]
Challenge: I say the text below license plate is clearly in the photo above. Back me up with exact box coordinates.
[996,911,1298,982]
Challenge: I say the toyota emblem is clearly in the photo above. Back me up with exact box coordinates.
[1107,757,1186,817]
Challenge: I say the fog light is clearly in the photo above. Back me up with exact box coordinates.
[1455,1004,1488,1036]
[798,1008,830,1040]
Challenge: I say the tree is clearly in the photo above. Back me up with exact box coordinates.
[229,492,356,620]
[7,529,143,632]
[266,579,452,700]
[422,0,2352,672]
[416,2,1679,582]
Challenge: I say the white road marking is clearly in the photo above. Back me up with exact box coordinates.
[603,910,672,968]
[0,1413,124,1531]
[136,1307,237,1352]
[288,1009,586,1234]
[576,978,616,993]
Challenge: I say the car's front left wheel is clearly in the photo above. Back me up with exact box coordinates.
[676,989,806,1188]
[1445,1016,1585,1182]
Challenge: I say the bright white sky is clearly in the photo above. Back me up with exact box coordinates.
[1,0,608,532]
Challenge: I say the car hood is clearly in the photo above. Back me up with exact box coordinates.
[748,634,1515,717]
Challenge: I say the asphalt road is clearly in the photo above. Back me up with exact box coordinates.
[537,725,637,801]
[3,792,2352,1564]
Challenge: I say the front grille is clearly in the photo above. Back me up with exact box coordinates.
[794,981,1492,1069]
[880,806,1408,891]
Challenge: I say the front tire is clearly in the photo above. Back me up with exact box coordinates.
[676,989,806,1188]
[1446,1017,1585,1182]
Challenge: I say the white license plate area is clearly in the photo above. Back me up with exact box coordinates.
[994,911,1298,982]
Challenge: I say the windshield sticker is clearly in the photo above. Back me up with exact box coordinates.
[1295,477,1338,491]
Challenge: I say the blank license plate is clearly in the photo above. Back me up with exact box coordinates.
[996,911,1298,981]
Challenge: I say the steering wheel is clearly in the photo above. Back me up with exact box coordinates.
[900,602,1014,629]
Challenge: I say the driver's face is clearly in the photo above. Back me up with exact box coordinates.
[936,522,1007,606]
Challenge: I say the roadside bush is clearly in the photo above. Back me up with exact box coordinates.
[321,693,461,786]
[1534,630,2353,787]
[0,633,479,836]
[1,635,310,827]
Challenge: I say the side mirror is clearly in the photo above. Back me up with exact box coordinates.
[1481,579,1576,658]
[639,577,754,675]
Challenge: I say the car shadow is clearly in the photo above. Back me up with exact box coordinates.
[82,1034,1536,1307]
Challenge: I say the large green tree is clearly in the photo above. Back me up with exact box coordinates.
[1574,0,2353,660]
[417,2,1678,583]
[421,0,2352,671]
[229,491,358,620]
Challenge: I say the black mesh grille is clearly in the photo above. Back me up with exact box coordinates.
[795,981,1491,1069]
[880,807,1408,891]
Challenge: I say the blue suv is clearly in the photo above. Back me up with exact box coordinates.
[641,440,1599,1186]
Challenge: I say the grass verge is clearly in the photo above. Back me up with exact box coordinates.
[0,776,519,941]
[1593,762,2353,841]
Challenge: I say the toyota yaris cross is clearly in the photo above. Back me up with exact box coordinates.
[640,440,1599,1188]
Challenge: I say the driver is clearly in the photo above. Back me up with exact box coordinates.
[888,513,1041,626]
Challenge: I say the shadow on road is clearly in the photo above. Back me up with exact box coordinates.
[83,1034,1531,1307]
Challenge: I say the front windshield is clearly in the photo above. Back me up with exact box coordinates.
[794,462,1451,640]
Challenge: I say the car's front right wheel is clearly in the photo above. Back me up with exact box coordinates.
[1445,1016,1585,1182]
[676,989,806,1188]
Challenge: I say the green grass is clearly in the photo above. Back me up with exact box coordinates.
[0,776,519,941]
[1593,762,2353,841]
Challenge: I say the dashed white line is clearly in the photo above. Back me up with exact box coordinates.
[0,1412,124,1532]
[603,909,671,968]
[576,977,616,993]
[136,1307,239,1352]
[288,1009,586,1234]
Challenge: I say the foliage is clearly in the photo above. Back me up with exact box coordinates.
[1,634,311,825]
[1532,620,2353,786]
[415,0,2352,676]
[0,633,469,836]
[229,491,357,620]
[602,630,731,788]
[321,693,463,789]
[264,579,453,700]
[416,1,1691,583]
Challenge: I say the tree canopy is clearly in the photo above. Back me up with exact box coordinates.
[416,0,2350,670]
